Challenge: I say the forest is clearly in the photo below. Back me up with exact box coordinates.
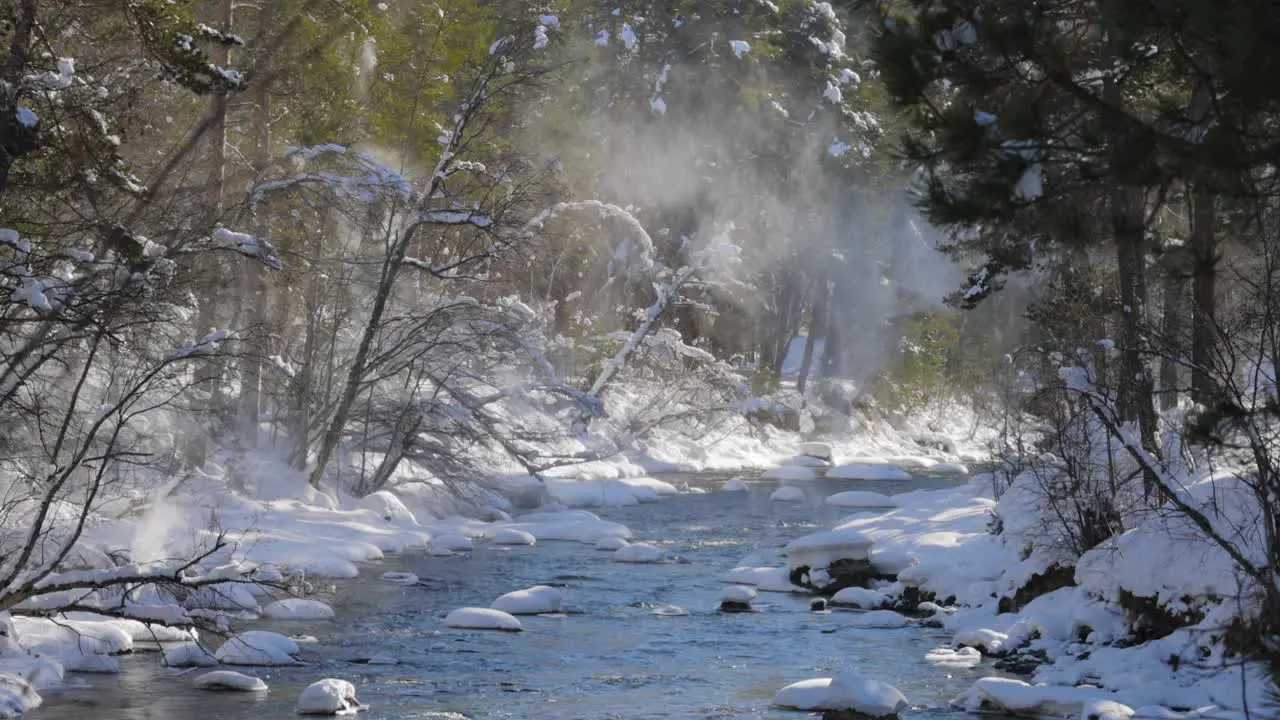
[1,0,1279,718]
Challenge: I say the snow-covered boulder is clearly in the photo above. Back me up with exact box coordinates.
[784,528,872,574]
[262,598,335,620]
[595,536,629,551]
[431,533,473,552]
[719,566,807,593]
[491,586,563,615]
[825,491,898,509]
[953,677,1109,718]
[773,671,908,717]
[619,477,681,496]
[800,442,834,462]
[215,631,303,666]
[443,607,522,632]
[827,463,912,481]
[925,647,982,669]
[830,587,889,608]
[761,466,817,481]
[298,678,364,715]
[720,477,749,492]
[193,670,268,692]
[770,486,805,502]
[492,528,536,546]
[615,543,664,563]
[953,628,1009,654]
[163,642,218,668]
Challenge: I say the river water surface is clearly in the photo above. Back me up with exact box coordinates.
[31,472,995,720]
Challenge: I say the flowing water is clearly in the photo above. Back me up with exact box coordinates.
[30,472,997,720]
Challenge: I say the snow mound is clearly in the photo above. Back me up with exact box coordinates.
[720,585,757,604]
[431,533,473,552]
[193,670,268,692]
[163,643,218,667]
[827,463,912,480]
[491,586,563,615]
[615,543,664,563]
[830,587,889,608]
[356,490,416,525]
[298,678,365,715]
[492,528,536,546]
[595,536,629,551]
[773,671,908,716]
[443,607,522,632]
[925,647,982,669]
[770,486,805,502]
[381,572,418,585]
[720,478,749,492]
[762,466,817,481]
[262,598,335,620]
[619,476,681,496]
[845,610,912,629]
[953,677,1110,718]
[215,631,303,666]
[826,491,898,508]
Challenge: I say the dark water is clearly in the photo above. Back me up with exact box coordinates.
[31,472,993,720]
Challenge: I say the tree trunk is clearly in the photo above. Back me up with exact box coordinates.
[238,72,270,436]
[1159,269,1185,411]
[797,275,829,396]
[1190,182,1217,404]
[1112,184,1159,459]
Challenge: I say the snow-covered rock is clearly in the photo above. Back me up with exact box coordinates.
[595,536,629,551]
[193,670,268,692]
[826,491,898,509]
[953,677,1109,718]
[770,486,805,502]
[380,572,418,585]
[719,566,807,593]
[431,533,473,552]
[503,510,632,544]
[800,442,834,462]
[262,598,335,620]
[720,477,749,492]
[827,463,912,481]
[443,607,522,632]
[825,670,909,717]
[0,674,40,717]
[491,586,563,615]
[1082,699,1135,720]
[784,528,872,573]
[163,642,218,667]
[773,671,908,717]
[720,585,757,605]
[761,466,817,481]
[297,678,364,715]
[925,646,982,669]
[215,631,303,666]
[615,543,664,563]
[356,490,416,525]
[492,528,536,546]
[830,587,889,608]
[845,610,912,629]
[953,627,1009,654]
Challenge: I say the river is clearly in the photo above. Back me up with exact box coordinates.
[30,472,995,719]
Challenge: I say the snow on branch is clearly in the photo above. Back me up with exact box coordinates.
[170,329,235,360]
[210,228,282,269]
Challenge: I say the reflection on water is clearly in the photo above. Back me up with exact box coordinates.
[31,472,989,719]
